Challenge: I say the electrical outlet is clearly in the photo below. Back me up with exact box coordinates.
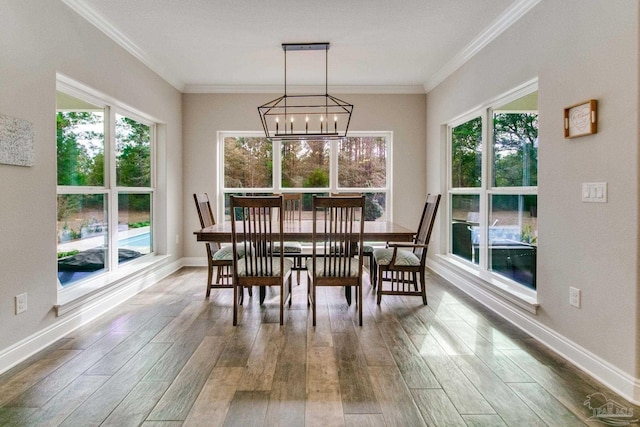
[569,287,581,308]
[15,293,27,314]
[176,234,180,245]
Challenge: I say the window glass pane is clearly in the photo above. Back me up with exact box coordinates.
[118,193,152,264]
[116,114,151,187]
[338,137,387,188]
[57,194,107,286]
[223,191,274,221]
[56,94,104,186]
[224,137,273,188]
[451,117,482,188]
[363,192,386,222]
[489,194,537,289]
[451,194,480,263]
[281,139,329,188]
[493,111,538,187]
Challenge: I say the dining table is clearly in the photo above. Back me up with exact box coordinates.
[194,220,416,305]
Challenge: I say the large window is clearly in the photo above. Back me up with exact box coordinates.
[220,132,390,222]
[448,85,538,292]
[56,86,154,288]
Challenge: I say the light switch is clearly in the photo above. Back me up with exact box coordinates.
[582,182,607,203]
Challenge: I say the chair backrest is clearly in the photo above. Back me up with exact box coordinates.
[194,193,220,253]
[281,193,302,222]
[194,193,215,228]
[413,194,441,260]
[311,195,365,277]
[230,195,284,277]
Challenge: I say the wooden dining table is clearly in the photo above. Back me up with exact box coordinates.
[194,220,416,244]
[194,220,416,305]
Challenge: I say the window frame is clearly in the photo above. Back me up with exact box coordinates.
[56,77,156,291]
[446,80,538,298]
[218,131,392,222]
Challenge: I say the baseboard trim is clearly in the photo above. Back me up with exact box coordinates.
[181,256,207,267]
[427,257,640,405]
[0,258,184,376]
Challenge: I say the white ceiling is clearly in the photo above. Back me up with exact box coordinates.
[61,0,540,93]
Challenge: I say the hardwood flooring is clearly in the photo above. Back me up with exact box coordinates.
[1,267,637,426]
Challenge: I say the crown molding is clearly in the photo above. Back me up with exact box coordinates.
[61,0,185,91]
[424,0,542,92]
[61,0,539,95]
[183,84,426,94]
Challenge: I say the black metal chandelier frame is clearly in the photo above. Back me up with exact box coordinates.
[258,42,353,140]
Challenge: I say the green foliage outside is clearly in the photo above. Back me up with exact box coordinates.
[493,113,538,188]
[57,111,151,221]
[57,249,80,259]
[452,113,538,190]
[451,117,482,188]
[224,136,387,220]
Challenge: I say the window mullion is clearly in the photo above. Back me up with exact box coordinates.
[478,109,492,272]
[106,106,118,273]
[273,139,282,192]
[330,139,338,193]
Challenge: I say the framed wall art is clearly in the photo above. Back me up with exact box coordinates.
[0,113,35,166]
[564,99,597,139]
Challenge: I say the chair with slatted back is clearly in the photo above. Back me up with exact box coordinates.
[373,194,441,305]
[272,193,305,285]
[193,193,234,297]
[331,193,376,287]
[230,195,293,325]
[306,195,365,326]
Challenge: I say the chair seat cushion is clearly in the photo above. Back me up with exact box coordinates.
[212,244,249,260]
[271,241,303,254]
[358,244,374,255]
[237,257,293,277]
[373,248,420,266]
[305,258,360,277]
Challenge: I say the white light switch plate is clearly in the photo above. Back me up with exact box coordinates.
[582,182,607,203]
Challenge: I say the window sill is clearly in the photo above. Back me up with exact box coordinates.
[430,254,539,314]
[56,254,170,316]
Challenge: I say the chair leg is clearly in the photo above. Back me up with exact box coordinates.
[312,280,316,326]
[233,283,238,325]
[280,284,284,326]
[420,270,427,305]
[358,283,363,326]
[371,256,377,288]
[215,265,223,284]
[376,266,384,305]
[206,265,213,298]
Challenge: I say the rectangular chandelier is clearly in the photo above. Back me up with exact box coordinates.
[258,43,354,140]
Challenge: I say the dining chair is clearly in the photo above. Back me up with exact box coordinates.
[193,193,234,297]
[306,195,365,326]
[230,195,293,325]
[373,194,441,305]
[272,193,305,285]
[331,192,376,287]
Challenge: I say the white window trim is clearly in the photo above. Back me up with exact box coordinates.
[217,131,393,223]
[56,74,158,304]
[444,79,539,306]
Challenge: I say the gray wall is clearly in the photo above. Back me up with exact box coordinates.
[426,0,639,385]
[182,93,427,259]
[0,2,183,351]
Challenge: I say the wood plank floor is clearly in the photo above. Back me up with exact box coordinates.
[1,267,638,426]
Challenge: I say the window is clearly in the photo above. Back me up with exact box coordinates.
[220,132,391,222]
[448,84,538,292]
[56,86,154,288]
